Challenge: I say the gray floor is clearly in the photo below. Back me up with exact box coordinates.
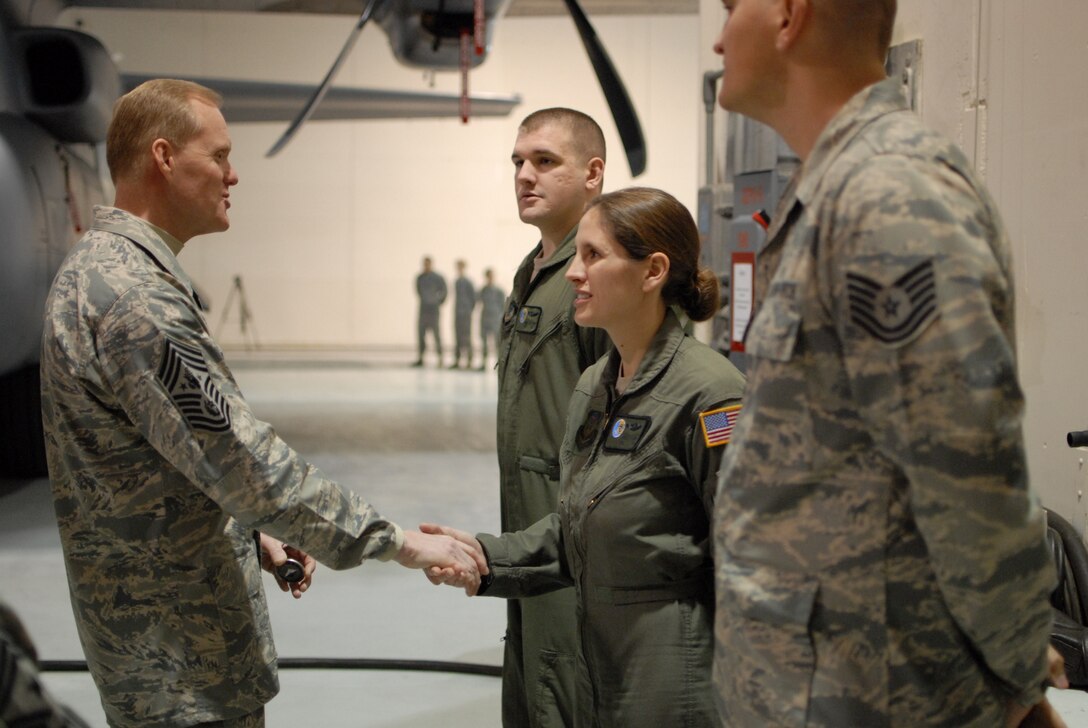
[4,357,1088,727]
[1,357,507,728]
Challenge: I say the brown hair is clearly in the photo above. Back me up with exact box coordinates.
[519,107,606,165]
[106,79,222,183]
[586,187,719,322]
[822,0,897,59]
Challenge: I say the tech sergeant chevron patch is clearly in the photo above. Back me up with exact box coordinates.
[846,259,938,345]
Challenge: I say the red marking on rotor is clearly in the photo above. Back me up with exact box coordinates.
[474,0,485,55]
[460,30,471,123]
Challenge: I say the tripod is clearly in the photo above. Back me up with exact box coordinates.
[215,275,260,350]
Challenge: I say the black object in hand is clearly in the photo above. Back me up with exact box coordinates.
[277,558,305,584]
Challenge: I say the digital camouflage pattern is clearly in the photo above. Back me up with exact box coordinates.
[478,283,506,335]
[455,274,477,318]
[494,226,611,727]
[416,270,447,324]
[478,282,506,361]
[40,207,404,727]
[416,269,447,359]
[481,310,744,727]
[0,602,91,727]
[713,78,1054,727]
[454,274,476,364]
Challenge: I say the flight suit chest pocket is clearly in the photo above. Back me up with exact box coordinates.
[602,415,651,453]
[745,279,802,363]
[515,305,542,334]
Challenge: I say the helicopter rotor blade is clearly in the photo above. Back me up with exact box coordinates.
[561,0,646,177]
[266,0,381,157]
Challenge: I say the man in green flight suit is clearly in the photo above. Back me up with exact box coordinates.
[495,108,612,727]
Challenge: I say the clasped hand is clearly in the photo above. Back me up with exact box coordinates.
[416,523,488,596]
[395,526,489,595]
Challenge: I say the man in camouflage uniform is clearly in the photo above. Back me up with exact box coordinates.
[494,108,612,727]
[0,601,91,727]
[450,259,476,369]
[711,1,1060,726]
[39,79,482,728]
[414,255,447,367]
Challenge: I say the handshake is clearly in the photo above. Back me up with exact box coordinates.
[259,523,489,597]
[413,523,489,596]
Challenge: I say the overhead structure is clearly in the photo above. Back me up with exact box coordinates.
[250,0,646,173]
[119,73,521,124]
[266,0,381,156]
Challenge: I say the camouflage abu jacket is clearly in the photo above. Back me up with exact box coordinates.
[713,78,1054,727]
[1,601,90,727]
[40,207,404,727]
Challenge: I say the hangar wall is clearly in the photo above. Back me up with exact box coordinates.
[698,0,1088,531]
[57,7,700,352]
[61,4,1088,530]
[978,1,1088,533]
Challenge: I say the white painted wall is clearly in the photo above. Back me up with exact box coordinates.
[978,1,1088,532]
[66,3,1088,526]
[697,0,1088,528]
[57,8,700,350]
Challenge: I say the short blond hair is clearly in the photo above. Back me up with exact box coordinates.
[519,107,606,166]
[106,79,222,183]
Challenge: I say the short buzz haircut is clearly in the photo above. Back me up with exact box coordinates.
[822,0,897,59]
[518,107,606,165]
[106,79,222,184]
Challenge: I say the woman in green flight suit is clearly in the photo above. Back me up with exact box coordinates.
[427,187,745,727]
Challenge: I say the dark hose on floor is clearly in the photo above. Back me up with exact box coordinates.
[40,657,501,677]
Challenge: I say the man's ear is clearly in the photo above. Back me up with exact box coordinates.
[643,252,670,293]
[585,156,605,193]
[151,138,174,176]
[776,0,810,52]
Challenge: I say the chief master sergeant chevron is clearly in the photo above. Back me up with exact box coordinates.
[39,78,484,728]
[710,1,1061,726]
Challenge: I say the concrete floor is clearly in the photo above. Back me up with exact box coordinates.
[3,356,1088,726]
[0,357,507,728]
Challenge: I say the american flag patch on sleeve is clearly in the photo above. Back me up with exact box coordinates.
[700,404,742,448]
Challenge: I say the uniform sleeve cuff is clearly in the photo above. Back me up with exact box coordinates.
[1011,680,1047,711]
[375,523,406,562]
[474,537,495,595]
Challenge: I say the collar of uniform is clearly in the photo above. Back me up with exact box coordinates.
[536,225,579,271]
[793,77,908,209]
[146,220,184,256]
[91,206,201,301]
[760,174,801,253]
[602,308,686,397]
[760,78,906,253]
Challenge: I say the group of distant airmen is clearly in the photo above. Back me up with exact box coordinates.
[413,257,506,371]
